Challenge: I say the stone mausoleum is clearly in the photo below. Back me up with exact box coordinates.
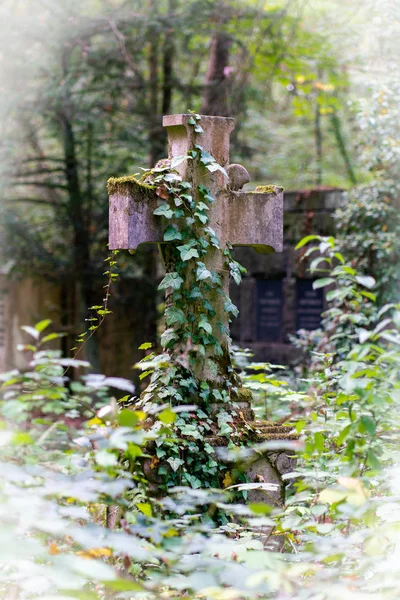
[230,187,343,364]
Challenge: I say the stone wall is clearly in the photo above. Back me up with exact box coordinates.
[0,273,62,372]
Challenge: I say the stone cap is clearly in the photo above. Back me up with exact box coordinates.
[163,113,235,129]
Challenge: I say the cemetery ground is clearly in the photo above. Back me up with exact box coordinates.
[0,113,400,600]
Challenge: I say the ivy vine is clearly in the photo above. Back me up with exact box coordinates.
[133,114,250,497]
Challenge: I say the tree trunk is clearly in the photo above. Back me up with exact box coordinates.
[201,30,231,116]
[147,2,165,167]
[59,108,100,371]
[330,111,357,185]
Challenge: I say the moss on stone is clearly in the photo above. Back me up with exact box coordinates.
[237,387,253,402]
[252,185,284,195]
[253,432,300,441]
[107,175,155,197]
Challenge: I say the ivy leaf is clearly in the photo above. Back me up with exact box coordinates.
[206,162,228,177]
[179,181,192,190]
[199,317,212,335]
[167,457,184,472]
[165,306,186,326]
[196,262,212,281]
[197,148,214,165]
[203,300,216,316]
[196,201,209,211]
[195,212,208,224]
[198,185,214,203]
[178,244,199,261]
[161,328,178,347]
[194,124,204,133]
[154,204,173,219]
[217,322,230,336]
[229,262,242,285]
[158,272,184,291]
[163,225,182,241]
[188,287,203,300]
[138,342,152,350]
[224,299,239,317]
[170,155,191,169]
[163,172,181,183]
[313,277,334,289]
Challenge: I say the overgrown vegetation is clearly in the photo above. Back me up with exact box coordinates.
[1,230,399,598]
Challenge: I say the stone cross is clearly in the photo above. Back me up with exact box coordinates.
[108,114,283,393]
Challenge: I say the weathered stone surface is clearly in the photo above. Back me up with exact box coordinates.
[109,115,283,255]
[227,163,250,190]
[108,113,284,387]
[108,179,160,250]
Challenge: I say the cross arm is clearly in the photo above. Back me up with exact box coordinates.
[108,176,162,251]
[222,185,284,254]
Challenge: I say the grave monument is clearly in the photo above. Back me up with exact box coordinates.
[108,114,297,535]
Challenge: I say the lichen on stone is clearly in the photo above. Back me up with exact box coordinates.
[251,185,284,195]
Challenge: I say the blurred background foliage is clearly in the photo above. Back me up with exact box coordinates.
[0,0,398,370]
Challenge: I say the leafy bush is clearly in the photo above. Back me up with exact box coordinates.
[1,245,400,598]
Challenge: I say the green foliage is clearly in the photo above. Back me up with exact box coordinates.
[335,84,400,302]
[1,244,400,597]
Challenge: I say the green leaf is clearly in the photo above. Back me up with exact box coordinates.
[224,299,239,317]
[171,155,191,169]
[41,332,66,343]
[206,162,228,177]
[199,317,212,335]
[139,342,152,350]
[154,203,173,219]
[367,448,381,471]
[163,225,182,241]
[35,319,52,333]
[195,212,208,224]
[136,502,152,517]
[167,457,184,471]
[355,275,376,289]
[188,287,203,300]
[359,415,376,436]
[119,409,139,428]
[314,431,325,453]
[196,262,212,281]
[336,424,352,447]
[295,235,320,250]
[158,272,184,291]
[161,328,178,347]
[165,306,186,326]
[158,408,176,425]
[313,277,334,289]
[198,148,214,165]
[178,245,200,261]
[361,291,376,302]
